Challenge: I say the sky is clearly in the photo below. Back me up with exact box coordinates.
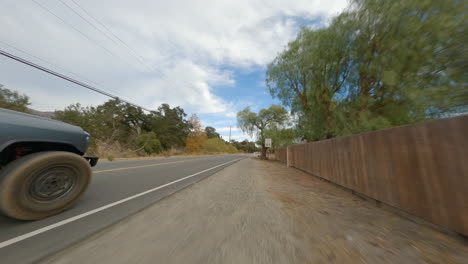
[0,0,348,141]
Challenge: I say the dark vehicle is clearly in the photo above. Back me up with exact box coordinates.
[0,108,98,220]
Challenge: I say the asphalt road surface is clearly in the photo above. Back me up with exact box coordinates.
[0,154,245,264]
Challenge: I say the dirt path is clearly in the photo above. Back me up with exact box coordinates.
[40,158,467,264]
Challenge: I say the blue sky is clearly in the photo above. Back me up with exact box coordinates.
[0,0,348,141]
[198,67,284,141]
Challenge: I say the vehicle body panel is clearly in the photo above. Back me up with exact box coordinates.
[0,108,89,154]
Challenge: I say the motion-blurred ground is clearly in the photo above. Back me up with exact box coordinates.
[40,158,468,264]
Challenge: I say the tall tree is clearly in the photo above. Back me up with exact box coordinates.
[146,104,191,150]
[93,99,146,141]
[344,0,467,133]
[237,105,288,159]
[267,0,467,140]
[267,18,353,140]
[54,103,94,134]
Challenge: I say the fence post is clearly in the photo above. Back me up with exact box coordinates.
[286,146,290,167]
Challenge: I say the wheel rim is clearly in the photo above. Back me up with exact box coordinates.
[29,166,78,201]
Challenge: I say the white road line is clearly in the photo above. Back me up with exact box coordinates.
[0,158,242,249]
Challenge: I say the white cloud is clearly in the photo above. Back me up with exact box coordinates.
[0,0,348,118]
[215,126,241,133]
[130,60,234,114]
[221,134,254,141]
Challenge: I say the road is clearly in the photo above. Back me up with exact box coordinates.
[39,158,468,264]
[0,154,245,264]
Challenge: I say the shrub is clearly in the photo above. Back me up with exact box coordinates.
[203,138,238,153]
[133,132,163,155]
[184,133,207,153]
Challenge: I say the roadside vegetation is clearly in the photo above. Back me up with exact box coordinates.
[265,0,467,143]
[0,84,258,159]
[237,105,290,159]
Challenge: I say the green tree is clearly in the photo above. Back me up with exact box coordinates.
[237,105,288,159]
[267,18,353,140]
[230,140,259,153]
[146,104,191,150]
[263,128,298,150]
[56,99,147,145]
[267,0,467,140]
[0,84,31,113]
[344,0,467,133]
[55,100,191,156]
[204,126,220,139]
[93,99,146,142]
[54,103,94,133]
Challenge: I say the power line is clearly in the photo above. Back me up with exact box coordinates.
[0,40,99,85]
[59,0,116,44]
[67,1,190,93]
[0,48,152,111]
[0,40,137,102]
[35,0,191,105]
[68,1,197,98]
[31,0,138,71]
[58,0,152,72]
[69,0,155,71]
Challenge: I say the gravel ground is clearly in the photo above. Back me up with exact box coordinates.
[40,158,468,264]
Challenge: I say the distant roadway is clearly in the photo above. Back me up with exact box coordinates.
[0,154,245,264]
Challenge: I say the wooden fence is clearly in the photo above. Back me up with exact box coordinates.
[271,115,468,235]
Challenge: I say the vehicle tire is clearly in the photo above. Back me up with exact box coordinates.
[0,151,92,220]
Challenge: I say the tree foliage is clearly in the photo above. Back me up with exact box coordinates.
[146,104,191,150]
[54,99,191,155]
[132,132,162,155]
[229,140,259,153]
[263,128,298,150]
[267,0,467,141]
[204,126,220,139]
[267,19,353,140]
[0,84,31,113]
[237,105,288,159]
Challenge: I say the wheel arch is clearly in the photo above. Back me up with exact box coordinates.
[0,140,84,167]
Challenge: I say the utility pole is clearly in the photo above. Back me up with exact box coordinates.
[229,126,232,142]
